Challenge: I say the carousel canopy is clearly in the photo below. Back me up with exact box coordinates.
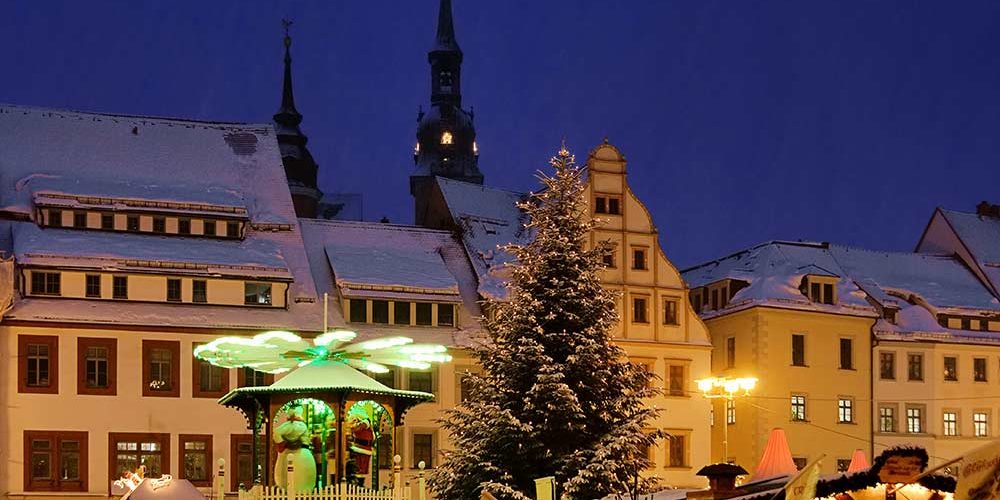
[218,360,434,405]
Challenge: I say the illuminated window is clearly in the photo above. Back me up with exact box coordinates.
[791,395,807,421]
[879,405,896,433]
[726,399,736,424]
[838,398,854,423]
[441,131,453,145]
[974,412,989,437]
[907,406,924,433]
[473,141,479,155]
[943,411,958,436]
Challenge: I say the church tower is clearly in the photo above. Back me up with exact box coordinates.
[410,0,483,225]
[274,21,322,218]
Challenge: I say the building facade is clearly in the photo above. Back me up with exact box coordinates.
[683,227,1000,476]
[415,141,714,487]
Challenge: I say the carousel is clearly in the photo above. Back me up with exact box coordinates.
[195,329,450,492]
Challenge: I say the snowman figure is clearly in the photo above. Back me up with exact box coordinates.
[273,406,316,492]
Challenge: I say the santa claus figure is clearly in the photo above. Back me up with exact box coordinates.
[273,406,316,492]
[349,420,375,476]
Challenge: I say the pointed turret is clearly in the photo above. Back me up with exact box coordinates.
[273,19,321,218]
[411,0,483,226]
[433,0,461,53]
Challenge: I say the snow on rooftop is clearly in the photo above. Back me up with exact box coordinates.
[942,209,1000,266]
[12,222,290,277]
[324,243,459,292]
[0,104,292,225]
[683,239,1000,336]
[829,244,1000,311]
[0,104,322,330]
[298,219,483,339]
[682,241,874,317]
[435,177,529,299]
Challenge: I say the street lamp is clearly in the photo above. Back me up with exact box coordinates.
[695,376,758,463]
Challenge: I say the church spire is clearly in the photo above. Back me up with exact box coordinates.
[272,19,321,218]
[434,0,460,53]
[274,19,302,127]
[411,0,483,227]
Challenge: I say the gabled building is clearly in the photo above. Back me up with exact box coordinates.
[0,104,323,497]
[416,140,714,487]
[683,235,1000,476]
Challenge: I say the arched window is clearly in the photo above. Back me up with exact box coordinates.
[441,131,453,145]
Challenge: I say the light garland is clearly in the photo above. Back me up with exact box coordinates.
[194,329,452,375]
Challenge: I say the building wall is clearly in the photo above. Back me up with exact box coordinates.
[23,269,288,308]
[875,340,1000,469]
[704,307,875,475]
[581,143,713,487]
[0,324,252,499]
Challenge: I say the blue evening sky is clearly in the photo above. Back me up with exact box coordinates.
[3,1,999,267]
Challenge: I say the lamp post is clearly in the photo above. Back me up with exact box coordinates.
[695,376,758,464]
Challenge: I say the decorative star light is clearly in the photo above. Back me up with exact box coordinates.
[193,329,452,375]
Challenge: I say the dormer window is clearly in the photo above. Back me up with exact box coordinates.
[802,277,837,305]
[244,282,272,306]
[441,131,453,145]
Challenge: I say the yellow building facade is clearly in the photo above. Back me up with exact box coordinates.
[415,141,714,488]
[684,236,1000,476]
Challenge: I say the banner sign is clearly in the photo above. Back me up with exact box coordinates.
[956,440,1000,500]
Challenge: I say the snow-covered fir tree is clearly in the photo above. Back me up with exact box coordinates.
[430,145,663,500]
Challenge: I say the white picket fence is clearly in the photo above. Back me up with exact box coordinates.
[237,482,413,500]
[225,456,426,500]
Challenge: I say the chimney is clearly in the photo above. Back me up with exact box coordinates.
[976,201,1000,218]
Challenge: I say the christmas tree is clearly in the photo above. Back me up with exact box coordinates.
[430,145,663,500]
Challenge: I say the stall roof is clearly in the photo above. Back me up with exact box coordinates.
[218,360,433,405]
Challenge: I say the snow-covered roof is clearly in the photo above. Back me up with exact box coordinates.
[12,222,291,279]
[0,104,321,331]
[938,209,1000,296]
[829,245,999,311]
[682,241,875,318]
[299,219,483,347]
[683,240,1000,342]
[434,176,529,299]
[0,104,288,224]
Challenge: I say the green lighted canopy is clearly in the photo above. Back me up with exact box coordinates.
[193,329,452,375]
[218,359,434,405]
